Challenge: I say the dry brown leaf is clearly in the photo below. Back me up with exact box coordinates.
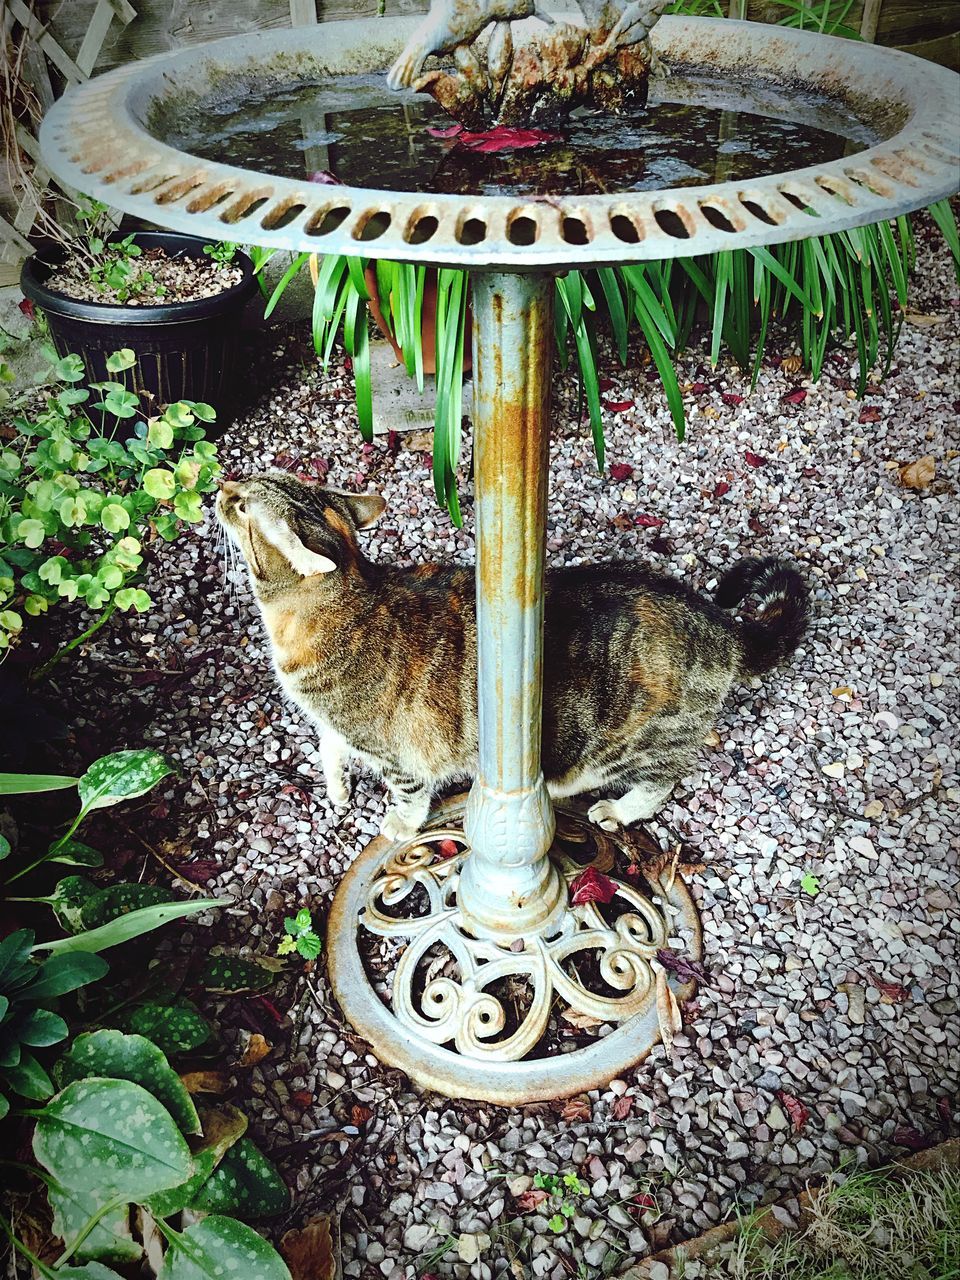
[237,1032,272,1067]
[655,966,682,1055]
[703,728,722,748]
[780,354,803,375]
[702,405,720,419]
[897,456,936,490]
[402,428,434,452]
[179,1070,232,1095]
[561,1006,604,1030]
[280,1216,338,1280]
[831,686,853,699]
[515,1187,549,1212]
[902,309,945,327]
[561,1094,593,1123]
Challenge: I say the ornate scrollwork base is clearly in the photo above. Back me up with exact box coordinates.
[327,797,702,1100]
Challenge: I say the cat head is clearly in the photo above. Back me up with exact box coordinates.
[215,472,385,591]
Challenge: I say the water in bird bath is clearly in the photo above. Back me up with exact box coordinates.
[152,69,878,200]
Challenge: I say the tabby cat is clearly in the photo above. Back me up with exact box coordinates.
[217,473,808,839]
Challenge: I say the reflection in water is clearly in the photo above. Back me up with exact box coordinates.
[153,71,877,198]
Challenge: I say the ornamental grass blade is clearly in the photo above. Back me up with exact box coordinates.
[596,267,629,364]
[263,252,310,320]
[0,772,78,795]
[34,898,230,955]
[633,293,685,442]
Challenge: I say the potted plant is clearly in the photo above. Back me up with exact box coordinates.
[20,200,259,421]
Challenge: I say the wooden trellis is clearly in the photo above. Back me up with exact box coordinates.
[0,0,138,280]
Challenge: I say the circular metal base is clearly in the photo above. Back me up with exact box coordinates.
[327,796,702,1104]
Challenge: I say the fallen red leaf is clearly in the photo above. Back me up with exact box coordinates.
[515,1188,549,1212]
[171,860,221,885]
[598,376,615,392]
[782,388,807,404]
[18,297,34,320]
[385,430,400,456]
[713,480,731,498]
[570,867,617,906]
[690,381,709,394]
[291,1089,314,1108]
[611,1095,633,1120]
[561,1094,592,1122]
[437,839,460,859]
[866,972,910,1003]
[656,947,710,985]
[894,1125,928,1151]
[609,462,634,481]
[776,1090,810,1133]
[744,451,767,468]
[254,995,286,1025]
[748,516,767,535]
[722,393,744,406]
[456,126,560,152]
[859,406,881,423]
[634,513,664,529]
[351,1104,373,1126]
[603,399,635,413]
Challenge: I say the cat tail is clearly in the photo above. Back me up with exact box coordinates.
[715,556,809,676]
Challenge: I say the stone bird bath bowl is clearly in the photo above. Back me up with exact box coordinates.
[38,15,960,1102]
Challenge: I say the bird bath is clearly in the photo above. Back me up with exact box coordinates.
[38,14,959,1103]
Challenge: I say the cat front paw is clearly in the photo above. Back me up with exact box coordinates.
[380,808,420,842]
[326,778,351,808]
[587,799,622,832]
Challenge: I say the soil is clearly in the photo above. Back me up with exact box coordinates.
[44,245,244,306]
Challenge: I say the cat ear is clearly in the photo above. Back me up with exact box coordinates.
[259,514,337,576]
[340,492,386,529]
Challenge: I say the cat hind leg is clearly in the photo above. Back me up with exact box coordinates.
[587,778,675,831]
[381,773,432,841]
[319,731,350,807]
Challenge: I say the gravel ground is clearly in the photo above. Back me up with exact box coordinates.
[39,221,958,1279]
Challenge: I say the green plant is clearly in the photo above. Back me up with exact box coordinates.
[278,907,322,959]
[0,930,107,1119]
[0,1030,291,1279]
[73,199,167,303]
[534,1171,590,1233]
[203,240,239,269]
[800,872,821,897]
[0,347,220,666]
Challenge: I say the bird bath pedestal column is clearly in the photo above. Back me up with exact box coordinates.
[326,269,700,1102]
[36,9,959,1103]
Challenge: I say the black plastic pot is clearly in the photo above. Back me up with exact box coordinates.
[20,231,259,424]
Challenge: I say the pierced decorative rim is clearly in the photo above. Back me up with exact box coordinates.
[38,14,960,270]
[326,796,702,1104]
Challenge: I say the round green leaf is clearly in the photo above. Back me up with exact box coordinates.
[143,469,176,501]
[78,750,173,814]
[173,490,203,523]
[157,1215,291,1280]
[105,348,136,372]
[55,354,86,383]
[101,503,130,533]
[18,518,46,549]
[55,1030,201,1136]
[114,587,151,613]
[33,1078,193,1199]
